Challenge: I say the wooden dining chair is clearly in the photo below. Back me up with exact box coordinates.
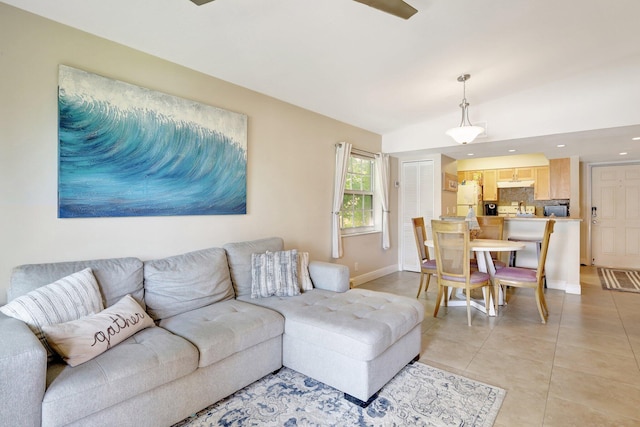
[431,219,495,326]
[411,217,437,298]
[475,216,507,269]
[492,220,555,323]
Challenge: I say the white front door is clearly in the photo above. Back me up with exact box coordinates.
[591,164,640,268]
[400,160,434,272]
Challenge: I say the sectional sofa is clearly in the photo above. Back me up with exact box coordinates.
[0,237,424,427]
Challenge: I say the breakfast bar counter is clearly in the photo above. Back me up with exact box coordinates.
[502,216,582,294]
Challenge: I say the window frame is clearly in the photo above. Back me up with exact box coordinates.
[340,150,381,236]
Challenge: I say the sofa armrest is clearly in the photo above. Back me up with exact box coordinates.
[308,261,350,293]
[0,313,47,427]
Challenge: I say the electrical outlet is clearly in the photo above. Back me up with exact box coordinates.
[354,262,359,272]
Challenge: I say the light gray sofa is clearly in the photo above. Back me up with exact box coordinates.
[0,237,424,427]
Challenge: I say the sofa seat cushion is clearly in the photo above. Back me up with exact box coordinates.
[42,327,198,426]
[159,300,284,368]
[240,288,424,361]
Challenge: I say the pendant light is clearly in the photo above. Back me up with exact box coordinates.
[446,74,484,144]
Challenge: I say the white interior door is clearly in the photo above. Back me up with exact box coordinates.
[401,160,434,272]
[591,164,640,268]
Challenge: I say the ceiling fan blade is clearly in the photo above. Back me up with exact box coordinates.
[190,0,216,5]
[353,0,418,19]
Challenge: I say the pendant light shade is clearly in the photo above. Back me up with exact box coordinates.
[446,74,484,144]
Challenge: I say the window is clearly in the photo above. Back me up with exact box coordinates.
[341,153,377,234]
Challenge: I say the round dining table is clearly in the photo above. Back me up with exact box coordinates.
[425,238,525,316]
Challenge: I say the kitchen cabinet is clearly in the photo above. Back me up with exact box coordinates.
[482,169,498,201]
[496,167,534,182]
[457,170,483,184]
[534,166,550,200]
[550,158,571,199]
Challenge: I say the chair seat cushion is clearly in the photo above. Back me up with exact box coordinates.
[442,271,490,284]
[493,260,507,269]
[494,267,537,282]
[422,259,437,270]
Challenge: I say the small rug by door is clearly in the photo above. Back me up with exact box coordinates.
[598,267,640,293]
[173,362,505,427]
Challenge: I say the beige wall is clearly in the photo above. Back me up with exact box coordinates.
[457,153,549,171]
[0,4,397,304]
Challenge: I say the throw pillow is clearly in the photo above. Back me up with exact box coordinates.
[0,268,104,360]
[297,251,313,292]
[42,294,154,367]
[251,249,300,298]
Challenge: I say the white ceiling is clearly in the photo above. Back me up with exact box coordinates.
[4,0,640,162]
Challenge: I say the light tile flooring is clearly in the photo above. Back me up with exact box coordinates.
[359,266,640,426]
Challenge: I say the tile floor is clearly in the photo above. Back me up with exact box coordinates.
[359,266,640,426]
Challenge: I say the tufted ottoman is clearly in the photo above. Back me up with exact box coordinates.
[241,288,424,406]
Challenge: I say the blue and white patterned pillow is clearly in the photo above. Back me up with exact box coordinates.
[251,250,301,298]
[0,268,104,360]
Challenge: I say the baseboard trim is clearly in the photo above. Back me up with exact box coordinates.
[547,279,582,295]
[351,264,399,287]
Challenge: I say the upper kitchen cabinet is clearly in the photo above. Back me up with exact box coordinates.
[458,170,483,184]
[550,158,571,199]
[482,169,498,201]
[496,167,534,182]
[534,166,550,200]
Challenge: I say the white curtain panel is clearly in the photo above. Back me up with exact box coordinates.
[375,153,391,250]
[331,142,352,258]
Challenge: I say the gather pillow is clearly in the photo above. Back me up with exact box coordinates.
[0,268,104,360]
[251,249,300,298]
[42,294,154,367]
[297,251,313,292]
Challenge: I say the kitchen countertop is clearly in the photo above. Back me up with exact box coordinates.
[502,216,582,221]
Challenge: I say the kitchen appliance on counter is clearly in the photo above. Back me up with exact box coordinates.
[484,203,498,216]
[498,205,536,217]
[457,181,482,216]
[544,205,568,217]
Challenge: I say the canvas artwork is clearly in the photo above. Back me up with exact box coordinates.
[58,65,247,218]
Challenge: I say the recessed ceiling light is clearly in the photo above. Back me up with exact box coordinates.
[633,137,640,141]
[467,153,474,156]
[557,144,566,148]
[619,152,628,156]
[508,149,516,152]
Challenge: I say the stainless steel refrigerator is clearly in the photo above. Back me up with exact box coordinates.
[456,181,483,216]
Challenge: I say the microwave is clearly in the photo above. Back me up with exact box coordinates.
[544,205,568,217]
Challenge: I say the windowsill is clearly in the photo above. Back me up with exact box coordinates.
[341,230,382,238]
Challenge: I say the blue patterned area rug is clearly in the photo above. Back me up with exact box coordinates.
[173,362,505,427]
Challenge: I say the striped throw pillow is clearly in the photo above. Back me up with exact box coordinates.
[251,250,301,298]
[0,268,104,360]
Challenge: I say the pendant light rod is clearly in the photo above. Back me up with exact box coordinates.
[446,73,484,144]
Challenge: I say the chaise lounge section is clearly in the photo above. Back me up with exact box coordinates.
[226,237,425,406]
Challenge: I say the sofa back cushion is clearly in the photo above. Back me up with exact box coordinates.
[9,257,144,309]
[143,247,234,320]
[223,237,284,297]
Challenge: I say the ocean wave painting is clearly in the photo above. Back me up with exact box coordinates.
[58,65,247,218]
